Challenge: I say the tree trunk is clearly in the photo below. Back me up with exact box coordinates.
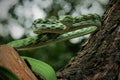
[57,0,120,80]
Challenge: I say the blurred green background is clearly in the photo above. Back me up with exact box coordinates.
[0,0,108,71]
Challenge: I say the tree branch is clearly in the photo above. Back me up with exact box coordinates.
[0,45,38,80]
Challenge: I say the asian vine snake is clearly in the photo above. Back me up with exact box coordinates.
[0,14,101,80]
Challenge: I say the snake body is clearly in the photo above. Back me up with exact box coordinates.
[8,14,101,50]
[5,14,101,80]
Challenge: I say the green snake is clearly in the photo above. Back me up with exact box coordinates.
[0,14,101,80]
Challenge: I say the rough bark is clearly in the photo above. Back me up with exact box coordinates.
[0,45,38,80]
[57,0,120,80]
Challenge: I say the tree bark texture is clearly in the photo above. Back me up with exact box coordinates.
[0,45,38,80]
[57,0,120,80]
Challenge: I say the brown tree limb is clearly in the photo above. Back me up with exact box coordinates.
[0,45,38,80]
[57,0,120,80]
